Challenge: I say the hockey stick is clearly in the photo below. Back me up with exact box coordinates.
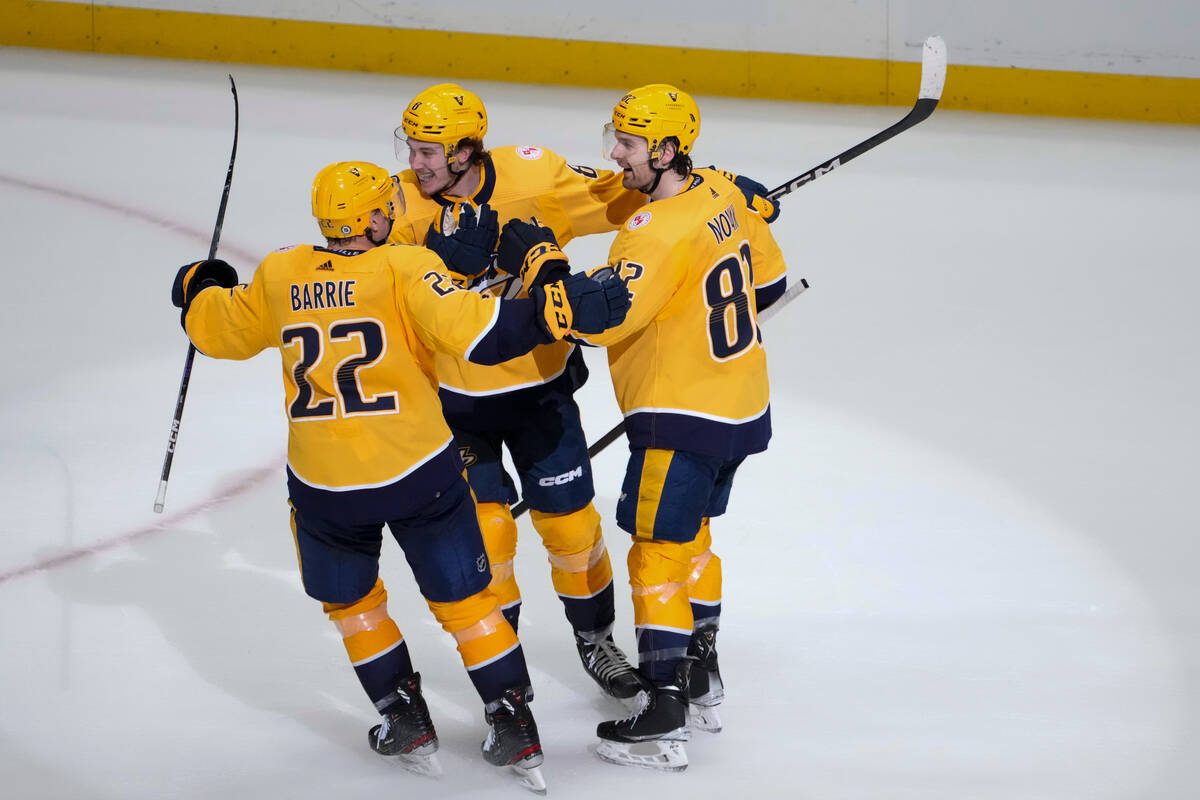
[510,37,946,519]
[153,75,239,514]
[764,35,947,202]
[508,281,809,519]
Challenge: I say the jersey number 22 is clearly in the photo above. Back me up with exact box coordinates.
[282,318,397,420]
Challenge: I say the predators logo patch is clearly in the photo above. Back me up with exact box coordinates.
[458,446,478,467]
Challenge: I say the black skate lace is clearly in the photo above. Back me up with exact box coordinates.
[589,639,635,681]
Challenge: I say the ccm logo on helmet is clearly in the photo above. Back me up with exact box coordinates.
[538,466,583,487]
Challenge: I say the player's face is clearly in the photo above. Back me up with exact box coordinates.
[609,131,656,192]
[407,139,455,195]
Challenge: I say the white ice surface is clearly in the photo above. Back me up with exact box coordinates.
[1,47,1198,799]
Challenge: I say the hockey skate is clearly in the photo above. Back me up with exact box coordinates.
[368,672,442,777]
[575,627,648,701]
[482,686,546,795]
[686,624,724,734]
[595,661,691,772]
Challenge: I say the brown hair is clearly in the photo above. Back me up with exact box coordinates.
[456,137,489,168]
[661,136,692,178]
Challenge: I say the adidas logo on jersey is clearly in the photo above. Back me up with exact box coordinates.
[316,260,334,271]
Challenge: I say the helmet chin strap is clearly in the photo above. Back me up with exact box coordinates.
[437,156,471,196]
[636,150,668,195]
[642,165,667,195]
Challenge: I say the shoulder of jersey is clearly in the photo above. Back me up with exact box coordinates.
[621,173,733,236]
[692,166,727,181]
[493,143,562,166]
[255,244,312,279]
[623,208,656,233]
[694,168,743,200]
[492,144,566,176]
[693,168,737,194]
[382,241,441,264]
[265,243,313,261]
[690,172,743,214]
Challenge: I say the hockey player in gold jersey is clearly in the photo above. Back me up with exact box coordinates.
[169,161,629,788]
[496,85,788,771]
[389,83,778,705]
[389,82,652,701]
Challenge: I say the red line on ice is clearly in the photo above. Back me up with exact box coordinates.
[0,173,274,584]
[0,463,281,584]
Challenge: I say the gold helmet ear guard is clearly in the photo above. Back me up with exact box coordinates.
[312,162,397,239]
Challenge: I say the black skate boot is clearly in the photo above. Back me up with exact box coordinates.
[368,672,441,776]
[575,627,649,700]
[686,624,724,733]
[482,686,546,794]
[595,659,692,772]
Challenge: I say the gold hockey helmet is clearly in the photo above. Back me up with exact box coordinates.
[609,83,700,159]
[398,83,488,159]
[311,161,397,239]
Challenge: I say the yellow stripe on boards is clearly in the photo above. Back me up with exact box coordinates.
[3,1,1198,124]
[3,0,93,50]
[940,62,1200,124]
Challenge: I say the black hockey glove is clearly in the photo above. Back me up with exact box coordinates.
[425,202,499,278]
[563,272,631,334]
[172,259,238,309]
[497,218,570,288]
[708,167,781,223]
[172,259,238,329]
[530,272,631,340]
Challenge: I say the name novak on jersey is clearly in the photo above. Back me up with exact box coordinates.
[706,203,740,244]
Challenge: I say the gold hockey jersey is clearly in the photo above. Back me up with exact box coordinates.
[575,170,788,459]
[183,243,550,492]
[389,146,647,403]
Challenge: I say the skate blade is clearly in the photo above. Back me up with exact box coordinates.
[595,738,688,772]
[387,751,443,777]
[691,685,725,707]
[687,703,723,734]
[509,763,547,794]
